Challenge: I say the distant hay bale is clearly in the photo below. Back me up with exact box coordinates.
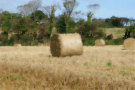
[95,39,105,46]
[38,43,50,46]
[50,33,83,57]
[14,44,22,47]
[124,38,135,50]
[38,43,45,46]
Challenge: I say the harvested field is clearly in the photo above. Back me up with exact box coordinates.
[0,46,135,89]
[102,28,125,39]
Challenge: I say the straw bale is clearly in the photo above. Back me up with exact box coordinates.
[95,39,105,46]
[124,38,135,50]
[50,33,83,57]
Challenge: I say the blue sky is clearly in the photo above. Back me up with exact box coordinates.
[0,0,135,19]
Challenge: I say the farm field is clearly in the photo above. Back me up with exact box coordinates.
[102,28,125,39]
[0,46,135,89]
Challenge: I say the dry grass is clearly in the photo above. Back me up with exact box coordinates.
[0,46,135,89]
[102,28,125,39]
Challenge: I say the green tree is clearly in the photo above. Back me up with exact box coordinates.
[44,4,58,34]
[56,15,66,33]
[76,22,96,38]
[87,4,99,24]
[31,10,47,22]
[87,12,93,24]
[124,23,135,38]
[63,0,78,33]
[105,16,123,27]
[1,11,12,35]
[11,17,27,40]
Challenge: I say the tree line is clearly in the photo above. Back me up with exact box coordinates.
[0,0,134,46]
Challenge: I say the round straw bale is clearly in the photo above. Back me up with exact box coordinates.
[14,44,22,47]
[124,38,135,50]
[95,39,105,46]
[38,43,45,46]
[50,33,83,57]
[38,43,50,46]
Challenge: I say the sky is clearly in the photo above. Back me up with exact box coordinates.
[0,0,135,19]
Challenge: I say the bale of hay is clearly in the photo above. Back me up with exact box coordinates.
[50,33,83,57]
[95,39,105,46]
[14,44,22,46]
[38,43,45,46]
[38,43,50,46]
[124,38,135,50]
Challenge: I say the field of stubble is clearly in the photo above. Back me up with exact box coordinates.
[0,45,135,90]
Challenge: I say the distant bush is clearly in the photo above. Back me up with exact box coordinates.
[106,38,124,45]
[21,34,33,43]
[56,15,76,33]
[31,40,38,46]
[95,30,106,39]
[56,15,66,33]
[76,19,85,26]
[106,34,113,40]
[76,22,106,45]
[105,16,124,27]
[92,19,107,27]
[76,22,96,38]
[37,24,50,42]
[124,23,135,38]
[30,10,48,22]
[83,38,95,46]
[0,33,9,45]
